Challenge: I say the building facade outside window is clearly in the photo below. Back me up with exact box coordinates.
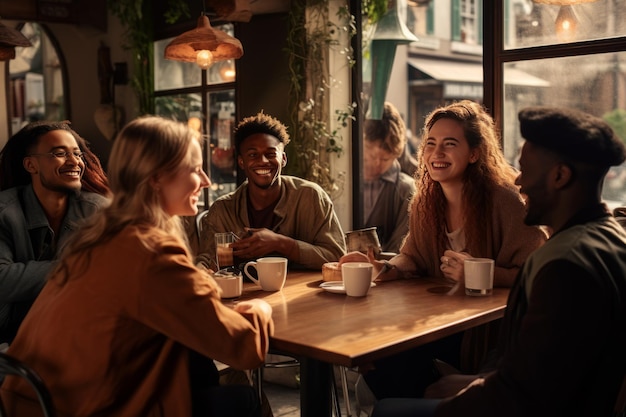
[458,0,480,44]
[496,0,626,207]
[396,0,626,208]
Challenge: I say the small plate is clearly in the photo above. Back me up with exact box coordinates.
[319,281,376,294]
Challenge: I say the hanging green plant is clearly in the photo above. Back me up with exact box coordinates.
[284,0,387,197]
[363,0,388,24]
[107,0,189,115]
[285,0,359,198]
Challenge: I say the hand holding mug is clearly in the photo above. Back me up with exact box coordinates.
[338,251,371,264]
[339,248,395,281]
[440,250,472,283]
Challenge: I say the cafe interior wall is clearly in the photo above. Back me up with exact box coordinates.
[0,6,296,180]
[0,2,355,230]
[0,13,132,168]
[0,68,6,141]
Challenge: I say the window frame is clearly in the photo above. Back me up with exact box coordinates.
[452,0,483,44]
[483,4,626,141]
[153,62,237,209]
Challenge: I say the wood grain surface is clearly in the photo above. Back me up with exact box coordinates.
[235,271,508,367]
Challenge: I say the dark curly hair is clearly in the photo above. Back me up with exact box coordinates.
[0,120,111,196]
[234,112,290,153]
[412,100,518,278]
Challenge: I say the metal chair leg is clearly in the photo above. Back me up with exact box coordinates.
[329,365,354,417]
[252,367,264,405]
[339,366,352,416]
[330,369,342,417]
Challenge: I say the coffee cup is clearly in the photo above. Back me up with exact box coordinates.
[215,232,237,269]
[341,262,373,297]
[464,258,494,296]
[213,269,243,299]
[244,257,288,291]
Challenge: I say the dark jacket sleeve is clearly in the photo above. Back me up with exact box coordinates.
[436,261,621,417]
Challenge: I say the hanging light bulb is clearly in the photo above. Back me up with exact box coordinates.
[555,5,578,41]
[532,0,599,42]
[196,49,214,69]
[219,60,236,81]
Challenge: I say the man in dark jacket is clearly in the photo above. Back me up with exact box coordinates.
[371,106,626,417]
[0,121,109,343]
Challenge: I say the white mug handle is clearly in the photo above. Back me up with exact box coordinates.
[244,261,261,286]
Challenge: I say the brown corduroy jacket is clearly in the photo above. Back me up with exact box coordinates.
[394,184,547,287]
[0,226,272,417]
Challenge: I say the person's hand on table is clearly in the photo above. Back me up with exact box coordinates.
[196,261,214,273]
[234,299,273,327]
[338,250,371,264]
[338,249,399,281]
[232,228,296,260]
[439,249,472,285]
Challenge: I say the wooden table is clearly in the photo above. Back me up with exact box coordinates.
[237,271,509,416]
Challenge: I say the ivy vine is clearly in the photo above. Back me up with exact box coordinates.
[107,0,189,115]
[109,0,387,196]
[285,0,386,198]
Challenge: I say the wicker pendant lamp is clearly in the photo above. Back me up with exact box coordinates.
[0,20,32,61]
[164,14,243,69]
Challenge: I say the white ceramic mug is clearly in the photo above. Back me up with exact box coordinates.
[212,269,243,299]
[341,262,373,297]
[464,258,494,296]
[244,257,288,291]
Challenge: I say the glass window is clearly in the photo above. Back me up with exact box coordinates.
[502,52,626,206]
[154,23,237,91]
[206,90,237,203]
[407,2,433,37]
[426,3,434,35]
[153,22,238,209]
[496,0,626,208]
[450,0,482,45]
[506,0,626,48]
[155,93,202,120]
[460,0,479,44]
[154,39,201,91]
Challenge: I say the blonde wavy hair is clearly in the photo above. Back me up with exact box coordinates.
[412,100,518,276]
[52,116,198,283]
